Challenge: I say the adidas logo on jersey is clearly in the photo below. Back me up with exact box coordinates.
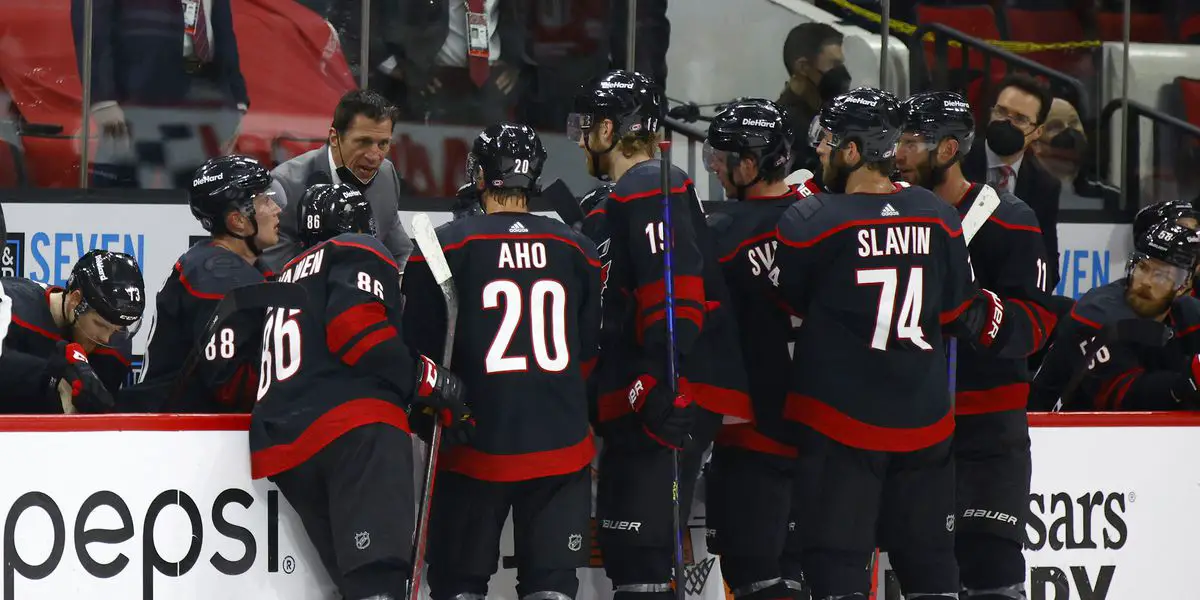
[509,221,529,233]
[880,203,899,217]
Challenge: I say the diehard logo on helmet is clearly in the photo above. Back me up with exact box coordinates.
[192,172,225,187]
[843,96,878,107]
[600,81,635,90]
[741,118,775,128]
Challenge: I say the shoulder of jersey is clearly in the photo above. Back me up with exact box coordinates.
[1173,294,1200,331]
[179,243,264,292]
[328,232,393,263]
[610,160,690,201]
[1072,281,1136,326]
[991,187,1040,226]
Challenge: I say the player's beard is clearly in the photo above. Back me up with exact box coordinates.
[1125,285,1174,318]
[823,155,852,194]
[912,156,944,189]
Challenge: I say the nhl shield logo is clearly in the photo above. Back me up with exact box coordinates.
[567,533,582,552]
[945,514,955,532]
[354,531,371,550]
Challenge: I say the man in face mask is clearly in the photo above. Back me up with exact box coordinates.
[965,73,1062,291]
[262,89,414,273]
[778,22,851,186]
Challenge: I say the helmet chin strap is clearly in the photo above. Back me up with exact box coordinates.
[924,150,962,189]
[583,131,619,182]
[727,154,765,202]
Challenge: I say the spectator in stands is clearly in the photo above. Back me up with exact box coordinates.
[70,0,248,189]
[385,0,532,125]
[609,0,670,87]
[777,23,851,184]
[965,73,1061,289]
[262,90,413,273]
[1032,98,1099,210]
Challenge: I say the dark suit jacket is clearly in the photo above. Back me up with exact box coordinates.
[965,141,1062,289]
[70,0,249,107]
[384,0,533,88]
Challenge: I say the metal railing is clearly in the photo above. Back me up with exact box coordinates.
[1098,98,1200,211]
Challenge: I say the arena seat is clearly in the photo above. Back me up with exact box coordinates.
[1176,77,1200,128]
[1004,8,1093,78]
[1096,11,1167,43]
[1180,14,1200,42]
[916,4,1007,111]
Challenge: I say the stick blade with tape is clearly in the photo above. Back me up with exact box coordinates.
[542,179,585,228]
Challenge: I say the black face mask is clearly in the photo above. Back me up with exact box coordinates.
[818,65,852,102]
[1050,128,1087,152]
[334,138,379,192]
[985,119,1027,157]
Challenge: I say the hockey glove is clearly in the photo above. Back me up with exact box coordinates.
[1170,355,1200,409]
[957,288,1008,352]
[627,374,695,450]
[47,340,114,414]
[413,355,474,440]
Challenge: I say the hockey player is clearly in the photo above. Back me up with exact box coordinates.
[123,155,281,413]
[1030,222,1200,411]
[895,91,1057,600]
[401,123,601,600]
[773,87,977,600]
[0,249,145,413]
[568,69,751,598]
[699,99,809,600]
[249,183,472,600]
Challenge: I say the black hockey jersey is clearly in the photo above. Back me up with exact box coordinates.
[954,184,1057,415]
[581,159,750,427]
[1030,280,1200,411]
[707,187,807,457]
[250,233,418,479]
[775,186,975,451]
[402,212,601,482]
[120,241,269,413]
[0,277,132,412]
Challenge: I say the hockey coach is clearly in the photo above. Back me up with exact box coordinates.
[263,89,414,273]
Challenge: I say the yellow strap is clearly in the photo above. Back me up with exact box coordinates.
[827,0,1103,52]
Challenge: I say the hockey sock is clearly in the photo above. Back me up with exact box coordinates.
[960,583,1027,600]
[612,592,673,600]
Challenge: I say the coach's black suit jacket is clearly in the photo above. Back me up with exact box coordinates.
[965,141,1062,289]
[70,0,249,108]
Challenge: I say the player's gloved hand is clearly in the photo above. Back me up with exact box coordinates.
[1170,354,1200,408]
[956,288,1008,351]
[409,404,476,445]
[627,374,695,450]
[413,355,474,437]
[46,340,114,414]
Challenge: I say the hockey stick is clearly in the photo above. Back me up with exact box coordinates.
[542,179,586,229]
[407,212,458,600]
[658,140,687,600]
[1053,318,1172,411]
[167,282,308,406]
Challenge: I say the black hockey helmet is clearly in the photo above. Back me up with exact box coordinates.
[297,183,377,248]
[66,250,146,344]
[580,182,614,215]
[1133,200,1200,241]
[188,155,273,233]
[568,70,664,145]
[901,91,975,157]
[705,98,794,188]
[1127,221,1200,289]
[809,87,902,162]
[468,123,547,194]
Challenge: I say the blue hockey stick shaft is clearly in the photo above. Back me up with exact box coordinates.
[658,140,686,600]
